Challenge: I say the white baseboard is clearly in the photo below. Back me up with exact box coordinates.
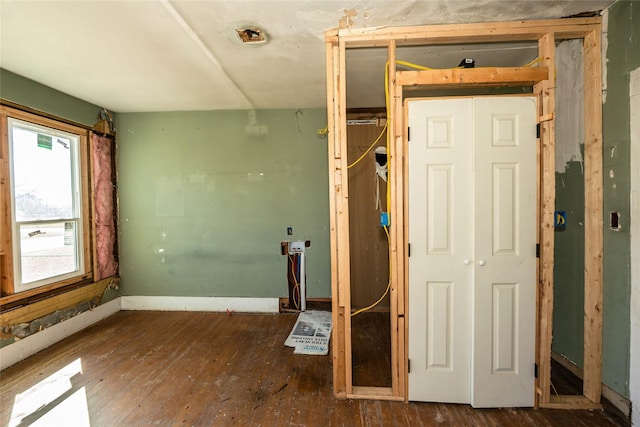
[120,296,280,313]
[551,351,631,418]
[0,297,121,371]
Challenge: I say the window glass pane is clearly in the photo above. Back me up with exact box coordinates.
[19,221,79,284]
[11,125,75,221]
[8,117,84,290]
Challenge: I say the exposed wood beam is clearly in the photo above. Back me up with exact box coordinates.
[583,28,604,405]
[338,17,601,48]
[387,39,401,397]
[0,112,12,296]
[0,277,118,335]
[326,40,346,398]
[337,38,354,396]
[397,67,549,89]
[534,32,557,407]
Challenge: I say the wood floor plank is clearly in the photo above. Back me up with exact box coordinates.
[0,311,629,426]
[351,312,391,387]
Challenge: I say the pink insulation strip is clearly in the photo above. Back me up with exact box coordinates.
[92,133,118,280]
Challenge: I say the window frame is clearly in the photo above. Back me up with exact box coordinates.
[1,106,92,297]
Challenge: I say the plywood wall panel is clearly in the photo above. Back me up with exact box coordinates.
[347,123,390,309]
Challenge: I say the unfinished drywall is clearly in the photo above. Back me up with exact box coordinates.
[552,39,586,369]
[555,40,584,173]
[347,121,389,310]
[600,0,638,397]
[553,162,586,367]
[116,109,331,299]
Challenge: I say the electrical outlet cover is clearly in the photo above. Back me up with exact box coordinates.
[289,241,305,253]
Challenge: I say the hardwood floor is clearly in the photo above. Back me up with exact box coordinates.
[0,311,628,426]
[352,312,391,388]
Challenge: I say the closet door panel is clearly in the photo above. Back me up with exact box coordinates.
[408,98,472,404]
[472,96,537,408]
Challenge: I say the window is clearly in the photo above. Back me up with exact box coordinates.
[1,108,90,294]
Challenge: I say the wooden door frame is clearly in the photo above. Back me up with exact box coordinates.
[325,17,603,408]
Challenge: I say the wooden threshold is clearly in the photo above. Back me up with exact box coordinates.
[540,395,603,410]
[397,67,549,89]
[348,386,404,401]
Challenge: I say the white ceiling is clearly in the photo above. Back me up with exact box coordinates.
[0,0,615,112]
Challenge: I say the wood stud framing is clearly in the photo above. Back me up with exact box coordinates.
[582,28,604,405]
[0,277,118,336]
[0,113,13,295]
[396,67,549,89]
[325,17,604,408]
[534,32,557,407]
[325,36,346,398]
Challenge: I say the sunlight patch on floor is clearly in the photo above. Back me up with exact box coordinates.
[9,358,89,427]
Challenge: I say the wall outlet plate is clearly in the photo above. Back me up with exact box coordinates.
[289,241,305,253]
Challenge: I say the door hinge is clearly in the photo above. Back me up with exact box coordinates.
[408,359,411,373]
[407,127,411,141]
[535,363,539,379]
[536,243,540,258]
[408,243,411,257]
[536,123,541,138]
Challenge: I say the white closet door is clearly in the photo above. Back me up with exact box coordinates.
[407,98,473,403]
[408,96,537,407]
[471,96,537,407]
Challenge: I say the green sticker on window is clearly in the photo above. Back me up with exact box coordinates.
[37,134,52,150]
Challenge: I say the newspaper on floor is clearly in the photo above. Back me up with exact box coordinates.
[285,310,332,355]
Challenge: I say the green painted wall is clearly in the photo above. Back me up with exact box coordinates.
[116,109,331,298]
[0,68,101,126]
[553,1,638,397]
[601,0,638,396]
[553,160,586,368]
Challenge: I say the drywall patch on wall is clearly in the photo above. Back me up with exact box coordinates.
[155,175,185,217]
[629,65,640,427]
[555,39,584,173]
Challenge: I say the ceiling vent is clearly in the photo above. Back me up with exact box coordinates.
[235,26,268,45]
